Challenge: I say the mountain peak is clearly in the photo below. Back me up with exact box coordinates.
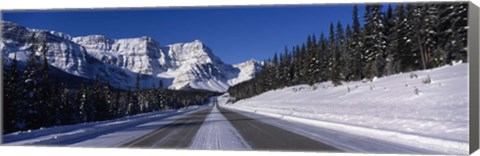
[246,59,258,63]
[234,59,260,67]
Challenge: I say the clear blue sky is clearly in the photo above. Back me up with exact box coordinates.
[1,4,396,64]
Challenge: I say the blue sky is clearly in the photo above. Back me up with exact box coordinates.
[1,4,391,64]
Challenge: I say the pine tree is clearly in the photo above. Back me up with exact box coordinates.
[336,22,346,81]
[449,3,468,63]
[306,35,318,85]
[127,74,141,115]
[50,77,62,125]
[384,4,400,75]
[318,33,328,82]
[77,84,88,122]
[362,4,386,79]
[397,4,417,72]
[4,52,20,133]
[58,81,77,124]
[409,4,439,69]
[437,3,468,64]
[403,4,423,71]
[104,81,113,119]
[329,22,342,85]
[92,76,103,121]
[299,44,308,84]
[271,52,281,88]
[344,24,354,80]
[155,80,165,109]
[434,3,453,67]
[351,5,363,80]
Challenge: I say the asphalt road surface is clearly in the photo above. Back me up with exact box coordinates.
[217,106,339,152]
[122,107,213,148]
[122,104,340,152]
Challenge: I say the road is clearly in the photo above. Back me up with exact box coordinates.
[122,104,340,152]
[122,107,213,148]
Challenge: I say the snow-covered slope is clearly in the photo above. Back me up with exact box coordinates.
[227,59,262,85]
[1,21,261,92]
[224,63,469,154]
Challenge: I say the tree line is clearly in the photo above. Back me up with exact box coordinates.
[3,34,217,134]
[228,3,468,101]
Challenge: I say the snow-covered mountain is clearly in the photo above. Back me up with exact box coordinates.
[1,21,262,92]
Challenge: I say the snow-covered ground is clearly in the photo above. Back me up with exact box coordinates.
[223,63,469,154]
[3,106,208,147]
[189,104,251,150]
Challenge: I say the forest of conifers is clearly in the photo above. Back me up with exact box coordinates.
[229,3,468,101]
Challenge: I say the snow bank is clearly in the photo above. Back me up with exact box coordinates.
[224,63,469,154]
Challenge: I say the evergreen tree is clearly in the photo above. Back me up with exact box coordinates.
[4,52,20,133]
[306,35,320,85]
[127,74,141,115]
[336,22,346,81]
[103,81,113,119]
[318,33,328,82]
[58,81,77,124]
[50,77,62,125]
[449,3,468,62]
[351,5,364,80]
[77,84,88,122]
[362,4,386,79]
[91,77,104,121]
[396,4,417,72]
[384,4,401,75]
[155,80,165,110]
[409,4,438,70]
[329,22,342,85]
[437,3,468,64]
[299,44,308,84]
[402,4,423,71]
[344,24,354,80]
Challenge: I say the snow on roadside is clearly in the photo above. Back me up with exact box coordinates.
[189,104,251,150]
[223,63,469,154]
[3,105,207,147]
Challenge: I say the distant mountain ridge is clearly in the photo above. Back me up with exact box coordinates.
[1,21,262,92]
